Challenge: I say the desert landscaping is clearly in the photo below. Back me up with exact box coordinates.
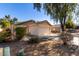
[0,3,79,56]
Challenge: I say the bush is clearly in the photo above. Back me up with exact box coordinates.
[0,33,4,42]
[28,36,40,44]
[15,27,26,40]
[0,29,11,42]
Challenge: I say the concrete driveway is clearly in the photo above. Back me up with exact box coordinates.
[38,33,61,40]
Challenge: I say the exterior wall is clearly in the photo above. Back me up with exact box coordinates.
[37,27,51,36]
[29,26,38,35]
[28,23,52,36]
[16,21,52,36]
[29,26,51,36]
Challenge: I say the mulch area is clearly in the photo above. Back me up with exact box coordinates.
[0,40,79,56]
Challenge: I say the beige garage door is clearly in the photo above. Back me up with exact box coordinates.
[38,27,50,36]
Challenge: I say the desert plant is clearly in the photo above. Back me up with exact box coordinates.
[15,27,26,40]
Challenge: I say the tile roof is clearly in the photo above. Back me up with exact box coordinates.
[16,20,52,26]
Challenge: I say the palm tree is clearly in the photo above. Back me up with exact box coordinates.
[0,18,11,29]
[5,15,10,21]
[10,17,18,40]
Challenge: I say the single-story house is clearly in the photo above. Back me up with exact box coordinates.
[16,20,61,36]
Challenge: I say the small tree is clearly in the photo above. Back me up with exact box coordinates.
[65,16,76,29]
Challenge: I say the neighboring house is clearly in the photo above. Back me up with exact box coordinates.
[16,20,61,36]
[51,25,61,33]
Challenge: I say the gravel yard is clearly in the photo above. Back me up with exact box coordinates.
[0,39,79,56]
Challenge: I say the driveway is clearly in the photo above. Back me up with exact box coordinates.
[38,33,60,40]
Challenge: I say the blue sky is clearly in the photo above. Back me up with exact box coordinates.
[0,3,55,25]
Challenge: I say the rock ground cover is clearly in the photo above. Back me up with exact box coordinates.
[0,39,79,56]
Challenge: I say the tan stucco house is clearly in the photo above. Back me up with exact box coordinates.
[16,20,54,36]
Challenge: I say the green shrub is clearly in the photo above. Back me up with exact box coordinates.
[0,34,4,43]
[0,29,11,42]
[15,27,26,40]
[28,36,40,44]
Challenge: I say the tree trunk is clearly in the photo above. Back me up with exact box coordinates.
[60,20,65,32]
[11,24,14,40]
[64,14,66,25]
[61,24,65,31]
